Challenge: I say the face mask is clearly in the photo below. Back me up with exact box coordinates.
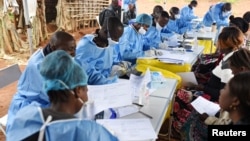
[175,14,181,19]
[108,37,119,46]
[74,98,95,120]
[222,11,231,17]
[138,26,146,35]
[156,22,163,32]
[74,98,86,119]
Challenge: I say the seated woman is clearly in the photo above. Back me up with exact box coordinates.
[219,71,250,125]
[181,48,250,141]
[7,50,118,141]
[191,26,244,102]
[171,26,244,139]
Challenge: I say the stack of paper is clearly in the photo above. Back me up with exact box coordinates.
[96,118,157,141]
[87,81,132,114]
[191,96,220,116]
[158,58,184,65]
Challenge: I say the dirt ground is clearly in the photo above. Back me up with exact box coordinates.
[0,0,249,140]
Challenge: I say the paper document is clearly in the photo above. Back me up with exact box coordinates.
[191,96,220,116]
[129,74,144,99]
[87,81,132,114]
[96,118,157,141]
[158,58,184,65]
[157,49,192,63]
[116,105,139,117]
[177,72,198,86]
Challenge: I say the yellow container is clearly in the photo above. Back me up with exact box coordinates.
[135,64,182,88]
[136,59,192,73]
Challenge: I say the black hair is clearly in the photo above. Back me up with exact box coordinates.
[152,5,164,17]
[190,0,198,5]
[49,31,74,48]
[243,11,250,23]
[229,48,250,70]
[228,71,250,124]
[104,16,124,38]
[160,11,170,18]
[223,2,232,11]
[47,90,71,104]
[155,10,169,19]
[229,15,249,34]
[169,7,179,15]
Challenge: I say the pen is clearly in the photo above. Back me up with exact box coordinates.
[133,103,143,107]
[139,111,153,119]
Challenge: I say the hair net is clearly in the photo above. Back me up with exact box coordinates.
[40,50,88,93]
[135,13,152,26]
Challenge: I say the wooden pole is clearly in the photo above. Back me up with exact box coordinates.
[22,0,33,55]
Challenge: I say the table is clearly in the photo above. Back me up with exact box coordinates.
[137,46,204,74]
[196,31,216,54]
[120,78,177,140]
[150,78,177,99]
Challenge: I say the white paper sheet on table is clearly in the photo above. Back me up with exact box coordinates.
[157,49,192,63]
[191,96,220,116]
[96,118,157,141]
[87,81,132,114]
[116,105,139,117]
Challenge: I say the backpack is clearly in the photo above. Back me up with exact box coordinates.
[99,8,116,26]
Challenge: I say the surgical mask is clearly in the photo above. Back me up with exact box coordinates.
[74,98,86,119]
[222,11,231,17]
[156,22,163,32]
[74,99,95,120]
[138,27,146,35]
[175,14,181,19]
[108,37,119,46]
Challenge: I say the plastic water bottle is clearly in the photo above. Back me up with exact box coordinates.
[103,108,118,119]
[193,31,198,51]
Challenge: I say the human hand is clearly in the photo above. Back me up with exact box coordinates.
[144,50,156,57]
[110,65,126,77]
[199,113,209,122]
[107,75,118,83]
[183,82,197,90]
[158,41,168,50]
[144,49,163,57]
[154,49,163,56]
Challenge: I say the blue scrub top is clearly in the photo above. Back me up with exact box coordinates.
[180,5,198,22]
[7,106,118,141]
[75,34,116,85]
[118,25,144,65]
[143,26,162,51]
[6,49,50,134]
[165,18,192,34]
[202,2,230,28]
